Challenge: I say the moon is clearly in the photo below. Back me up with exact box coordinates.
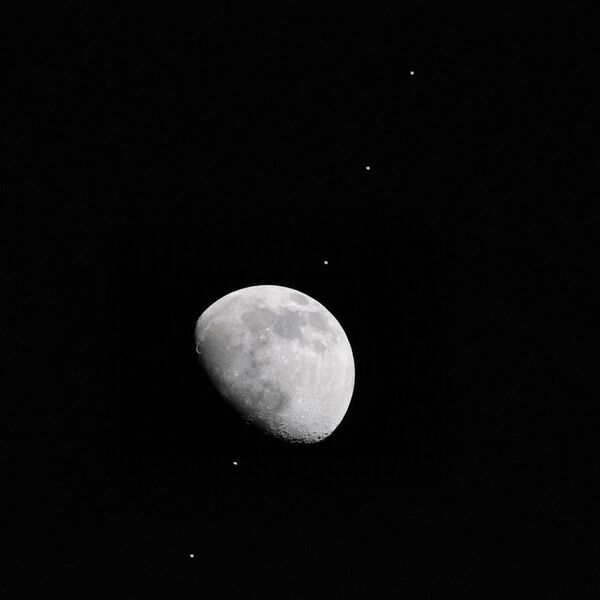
[194,285,355,443]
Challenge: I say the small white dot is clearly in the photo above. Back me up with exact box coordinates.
[365,165,371,170]
[410,70,415,75]
[189,554,194,558]
[233,461,238,466]
[323,260,328,265]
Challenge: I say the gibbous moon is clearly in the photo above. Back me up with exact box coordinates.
[194,285,355,443]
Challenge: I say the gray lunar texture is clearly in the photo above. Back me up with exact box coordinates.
[194,285,355,443]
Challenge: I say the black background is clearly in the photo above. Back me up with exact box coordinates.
[3,4,596,598]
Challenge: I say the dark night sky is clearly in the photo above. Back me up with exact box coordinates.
[3,4,596,598]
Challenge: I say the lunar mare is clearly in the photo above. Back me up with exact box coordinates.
[194,285,355,443]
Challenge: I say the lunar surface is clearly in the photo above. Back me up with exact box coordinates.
[194,285,355,443]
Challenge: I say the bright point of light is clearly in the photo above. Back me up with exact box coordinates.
[233,461,238,466]
[410,70,415,75]
[365,166,371,170]
[323,260,328,265]
[189,554,194,558]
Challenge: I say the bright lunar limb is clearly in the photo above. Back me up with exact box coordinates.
[194,285,355,443]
